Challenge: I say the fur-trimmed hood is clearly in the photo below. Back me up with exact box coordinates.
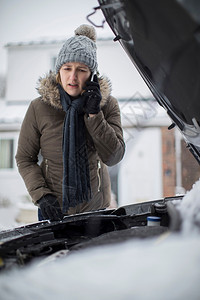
[36,71,112,110]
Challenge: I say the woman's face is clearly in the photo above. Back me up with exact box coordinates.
[59,62,91,98]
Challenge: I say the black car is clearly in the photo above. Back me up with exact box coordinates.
[96,0,200,163]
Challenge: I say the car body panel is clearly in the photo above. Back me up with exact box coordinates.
[97,0,200,162]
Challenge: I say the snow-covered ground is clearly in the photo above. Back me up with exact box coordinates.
[0,180,200,300]
[0,200,37,231]
[0,234,199,300]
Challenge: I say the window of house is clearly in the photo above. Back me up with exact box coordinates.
[0,139,14,169]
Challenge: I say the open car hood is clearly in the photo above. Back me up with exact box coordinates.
[97,0,200,163]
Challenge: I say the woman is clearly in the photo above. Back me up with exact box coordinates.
[15,24,125,221]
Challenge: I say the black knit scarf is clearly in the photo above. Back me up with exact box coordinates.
[58,84,91,213]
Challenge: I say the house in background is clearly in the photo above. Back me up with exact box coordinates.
[0,35,199,223]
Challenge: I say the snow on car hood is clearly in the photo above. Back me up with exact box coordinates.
[177,178,200,234]
[1,178,200,300]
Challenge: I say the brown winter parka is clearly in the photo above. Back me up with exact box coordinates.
[15,72,125,215]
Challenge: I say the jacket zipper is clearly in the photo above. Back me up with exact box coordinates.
[45,159,48,177]
[97,160,101,192]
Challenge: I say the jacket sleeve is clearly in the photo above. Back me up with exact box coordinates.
[15,101,52,203]
[84,96,125,166]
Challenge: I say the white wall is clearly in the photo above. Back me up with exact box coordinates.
[118,127,163,206]
[5,38,151,102]
[97,40,151,98]
[6,43,62,101]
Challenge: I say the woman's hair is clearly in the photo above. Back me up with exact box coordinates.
[56,73,62,85]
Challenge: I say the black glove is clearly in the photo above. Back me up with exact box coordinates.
[83,74,102,115]
[37,194,63,221]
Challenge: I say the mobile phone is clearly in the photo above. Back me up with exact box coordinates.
[91,71,96,81]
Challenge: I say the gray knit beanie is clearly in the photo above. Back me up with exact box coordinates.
[55,24,97,73]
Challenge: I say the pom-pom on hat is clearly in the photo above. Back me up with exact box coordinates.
[55,24,97,73]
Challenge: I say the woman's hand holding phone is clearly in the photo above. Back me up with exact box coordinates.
[83,74,102,116]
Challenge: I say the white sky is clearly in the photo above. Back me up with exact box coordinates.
[0,0,113,75]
